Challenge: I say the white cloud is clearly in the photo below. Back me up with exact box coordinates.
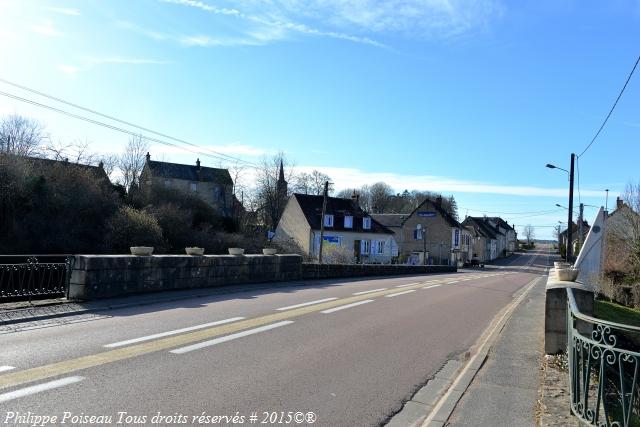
[58,57,173,75]
[47,7,81,16]
[294,165,602,198]
[30,20,62,37]
[179,35,261,47]
[58,65,80,75]
[160,0,388,48]
[90,57,174,66]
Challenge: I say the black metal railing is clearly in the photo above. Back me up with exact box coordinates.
[567,287,640,426]
[0,256,73,302]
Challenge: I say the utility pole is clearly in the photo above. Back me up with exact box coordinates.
[578,203,584,252]
[567,153,575,261]
[318,181,329,264]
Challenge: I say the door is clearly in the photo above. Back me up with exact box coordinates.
[354,240,361,262]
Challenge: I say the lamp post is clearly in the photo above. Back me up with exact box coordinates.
[546,153,575,261]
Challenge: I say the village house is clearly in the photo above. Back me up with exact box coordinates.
[140,153,234,217]
[559,219,590,255]
[484,217,517,256]
[461,216,498,262]
[604,197,640,275]
[274,193,397,263]
[372,196,463,266]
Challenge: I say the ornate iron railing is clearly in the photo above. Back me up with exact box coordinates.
[0,256,73,302]
[567,288,640,426]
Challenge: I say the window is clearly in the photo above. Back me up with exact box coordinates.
[360,240,370,254]
[213,186,223,202]
[376,240,385,255]
[344,216,353,228]
[362,217,372,229]
[414,229,423,240]
[323,214,334,227]
[190,182,197,192]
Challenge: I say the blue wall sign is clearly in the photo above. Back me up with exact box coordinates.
[417,211,437,218]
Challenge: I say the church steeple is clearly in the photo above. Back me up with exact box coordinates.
[278,159,285,183]
[277,159,287,195]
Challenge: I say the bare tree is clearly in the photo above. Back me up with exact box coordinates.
[606,182,640,277]
[118,135,149,191]
[100,154,119,180]
[294,170,333,195]
[370,182,393,213]
[228,160,248,197]
[253,152,294,230]
[0,114,47,156]
[46,138,99,164]
[523,225,535,244]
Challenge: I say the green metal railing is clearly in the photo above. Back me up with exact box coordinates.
[567,288,640,426]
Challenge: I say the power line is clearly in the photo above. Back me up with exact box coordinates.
[462,207,565,215]
[0,78,259,168]
[0,89,259,168]
[578,55,640,158]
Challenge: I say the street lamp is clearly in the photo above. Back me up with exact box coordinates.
[546,154,575,260]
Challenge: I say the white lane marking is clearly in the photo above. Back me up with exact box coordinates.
[447,281,460,284]
[0,376,84,403]
[385,289,416,298]
[276,298,338,311]
[104,317,245,348]
[0,366,15,373]
[423,284,442,290]
[321,300,374,314]
[353,288,387,295]
[395,283,419,288]
[170,321,294,354]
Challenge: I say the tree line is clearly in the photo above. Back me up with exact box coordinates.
[0,114,459,255]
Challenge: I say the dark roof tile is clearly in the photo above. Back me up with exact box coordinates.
[147,160,232,185]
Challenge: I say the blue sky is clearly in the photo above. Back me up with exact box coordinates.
[0,0,639,238]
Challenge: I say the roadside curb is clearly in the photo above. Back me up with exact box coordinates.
[385,274,544,427]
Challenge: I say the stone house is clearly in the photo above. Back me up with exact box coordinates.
[274,193,397,263]
[461,216,498,262]
[484,217,517,254]
[604,197,640,275]
[559,220,590,255]
[372,197,463,266]
[140,153,234,217]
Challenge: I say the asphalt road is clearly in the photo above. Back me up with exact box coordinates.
[0,250,551,427]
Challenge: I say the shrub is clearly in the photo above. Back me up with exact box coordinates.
[323,245,355,264]
[105,206,166,253]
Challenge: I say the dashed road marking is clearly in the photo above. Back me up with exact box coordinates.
[104,317,246,348]
[170,321,295,354]
[276,298,338,311]
[0,376,84,403]
[353,288,387,295]
[395,283,419,288]
[385,290,416,298]
[321,300,374,314]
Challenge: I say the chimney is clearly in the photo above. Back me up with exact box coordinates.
[98,161,104,169]
[146,152,150,162]
[617,197,624,210]
[196,158,201,169]
[435,195,442,206]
